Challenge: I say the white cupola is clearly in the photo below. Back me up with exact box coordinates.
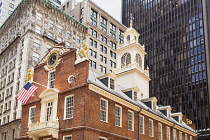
[114,14,150,100]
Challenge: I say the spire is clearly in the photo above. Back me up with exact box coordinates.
[129,14,134,28]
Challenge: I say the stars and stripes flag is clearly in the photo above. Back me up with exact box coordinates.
[17,82,38,104]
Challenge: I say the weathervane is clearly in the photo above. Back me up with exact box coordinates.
[129,14,134,28]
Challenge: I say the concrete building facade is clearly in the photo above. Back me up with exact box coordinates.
[0,0,61,26]
[0,0,87,139]
[61,0,127,75]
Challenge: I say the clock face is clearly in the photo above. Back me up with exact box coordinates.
[47,52,58,67]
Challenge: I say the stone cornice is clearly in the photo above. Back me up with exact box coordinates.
[0,0,88,33]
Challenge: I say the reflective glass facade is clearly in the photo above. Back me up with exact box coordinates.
[122,0,210,139]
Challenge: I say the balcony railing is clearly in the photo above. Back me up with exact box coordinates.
[28,120,59,139]
[28,120,59,131]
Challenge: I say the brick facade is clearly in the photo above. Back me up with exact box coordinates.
[18,47,196,140]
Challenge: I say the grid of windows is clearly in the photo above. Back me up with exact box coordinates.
[100,137,107,140]
[100,45,107,54]
[63,135,72,140]
[110,23,116,38]
[58,25,63,33]
[46,102,53,121]
[47,32,53,39]
[128,110,134,131]
[110,41,116,50]
[35,25,41,34]
[121,53,131,67]
[99,65,106,74]
[122,0,210,135]
[149,119,153,137]
[158,123,162,140]
[48,71,56,88]
[89,49,97,58]
[90,28,97,38]
[100,35,107,44]
[100,98,108,122]
[139,115,144,134]
[90,38,97,48]
[110,51,116,59]
[110,60,116,68]
[33,39,40,48]
[90,8,97,26]
[49,20,54,27]
[115,105,122,127]
[32,52,39,62]
[36,12,42,21]
[110,78,115,89]
[100,16,107,33]
[89,60,96,69]
[9,3,14,9]
[65,95,74,119]
[100,55,107,64]
[66,31,71,38]
[119,29,124,43]
[29,106,36,124]
[135,54,142,68]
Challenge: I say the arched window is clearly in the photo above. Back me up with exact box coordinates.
[121,53,131,68]
[135,54,142,68]
[127,35,130,41]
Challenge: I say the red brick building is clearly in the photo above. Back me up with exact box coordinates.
[18,27,197,140]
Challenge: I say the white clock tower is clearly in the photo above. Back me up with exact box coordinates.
[115,16,150,100]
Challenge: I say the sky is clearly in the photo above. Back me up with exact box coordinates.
[60,0,122,22]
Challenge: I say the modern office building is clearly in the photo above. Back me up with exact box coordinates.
[61,0,127,75]
[18,27,196,140]
[122,0,210,139]
[0,0,87,139]
[0,0,61,26]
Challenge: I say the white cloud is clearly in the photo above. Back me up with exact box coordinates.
[60,0,121,22]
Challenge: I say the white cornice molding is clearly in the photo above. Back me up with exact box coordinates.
[89,84,139,111]
[88,84,196,136]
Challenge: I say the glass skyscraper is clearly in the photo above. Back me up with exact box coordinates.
[122,0,210,139]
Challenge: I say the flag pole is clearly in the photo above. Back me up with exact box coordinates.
[32,81,48,88]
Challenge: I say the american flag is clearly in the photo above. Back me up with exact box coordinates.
[17,82,38,104]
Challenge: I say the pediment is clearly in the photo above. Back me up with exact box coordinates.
[37,47,72,66]
[39,88,59,99]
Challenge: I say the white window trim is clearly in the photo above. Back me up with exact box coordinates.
[100,98,108,123]
[48,70,56,88]
[99,136,107,140]
[115,104,122,127]
[128,110,134,131]
[45,101,53,121]
[64,94,74,120]
[149,119,154,137]
[63,135,72,140]
[39,89,59,123]
[173,129,177,140]
[185,134,188,140]
[28,106,36,125]
[179,131,182,140]
[139,115,144,134]
[158,123,162,140]
[166,126,170,140]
